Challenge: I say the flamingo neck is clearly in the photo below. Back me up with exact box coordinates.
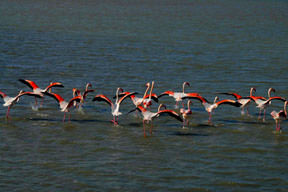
[213,96,219,104]
[284,101,288,116]
[250,88,255,97]
[149,81,154,100]
[268,88,274,98]
[142,83,150,103]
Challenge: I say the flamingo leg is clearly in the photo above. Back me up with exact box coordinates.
[6,106,10,119]
[150,121,153,135]
[241,108,245,115]
[258,110,262,120]
[40,97,44,107]
[143,120,146,137]
[63,112,66,122]
[208,112,212,123]
[246,108,250,116]
[263,109,266,122]
[35,97,38,106]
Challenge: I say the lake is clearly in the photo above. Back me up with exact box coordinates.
[1,0,288,191]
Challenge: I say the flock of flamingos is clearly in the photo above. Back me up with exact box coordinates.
[0,79,287,135]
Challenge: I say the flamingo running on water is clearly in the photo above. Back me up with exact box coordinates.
[270,101,288,132]
[18,79,64,106]
[191,95,242,123]
[158,82,200,108]
[249,88,283,121]
[72,83,95,108]
[218,87,255,115]
[180,100,193,127]
[129,104,183,137]
[92,88,137,125]
[116,81,158,108]
[44,92,82,122]
[0,90,42,119]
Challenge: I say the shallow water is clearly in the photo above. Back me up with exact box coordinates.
[1,0,288,191]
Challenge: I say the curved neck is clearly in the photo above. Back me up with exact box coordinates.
[187,100,191,109]
[158,104,166,112]
[250,88,255,97]
[213,96,219,104]
[268,88,274,98]
[115,88,120,103]
[182,82,187,93]
[284,102,288,116]
[149,81,154,100]
[142,83,150,101]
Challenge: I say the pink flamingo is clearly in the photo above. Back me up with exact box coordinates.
[130,104,183,137]
[44,92,82,122]
[180,100,193,127]
[158,82,200,108]
[0,90,42,119]
[218,87,255,115]
[18,79,64,106]
[92,88,137,125]
[270,101,288,132]
[191,95,242,123]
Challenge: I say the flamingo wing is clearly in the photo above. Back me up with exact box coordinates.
[44,82,64,92]
[66,96,82,109]
[143,93,159,102]
[186,95,209,104]
[0,91,7,99]
[92,94,113,107]
[264,97,286,105]
[216,99,242,107]
[18,79,39,90]
[157,110,183,122]
[158,91,174,98]
[44,92,65,103]
[118,92,138,105]
[83,89,95,99]
[217,92,242,100]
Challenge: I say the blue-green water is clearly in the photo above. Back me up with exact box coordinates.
[1,0,288,191]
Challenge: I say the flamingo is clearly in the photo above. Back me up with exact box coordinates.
[270,101,288,132]
[129,104,183,137]
[72,83,95,108]
[249,88,282,121]
[218,87,255,115]
[92,88,137,125]
[191,95,242,122]
[18,79,64,106]
[116,81,158,108]
[158,82,200,108]
[44,92,82,122]
[0,90,42,119]
[180,100,193,127]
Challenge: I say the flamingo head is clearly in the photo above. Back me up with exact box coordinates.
[143,100,152,108]
[145,82,150,88]
[183,81,190,87]
[85,83,92,91]
[214,96,219,103]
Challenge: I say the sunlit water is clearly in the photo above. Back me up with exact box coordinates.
[1,0,288,191]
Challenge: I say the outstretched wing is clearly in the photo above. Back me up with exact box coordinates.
[17,91,43,99]
[18,79,39,90]
[44,82,64,92]
[216,99,242,107]
[157,109,183,122]
[217,92,242,100]
[158,91,174,98]
[44,92,65,103]
[0,91,7,99]
[143,93,159,102]
[92,94,113,107]
[83,89,95,99]
[67,96,82,109]
[263,96,286,105]
[118,92,138,105]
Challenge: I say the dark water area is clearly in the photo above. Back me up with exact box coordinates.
[1,0,288,191]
